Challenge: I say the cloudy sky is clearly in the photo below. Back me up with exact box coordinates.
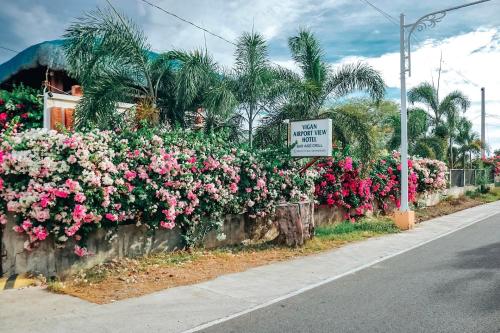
[1,0,499,152]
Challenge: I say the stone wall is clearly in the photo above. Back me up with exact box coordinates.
[1,202,314,277]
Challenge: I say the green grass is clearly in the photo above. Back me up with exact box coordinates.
[465,187,500,203]
[315,217,399,239]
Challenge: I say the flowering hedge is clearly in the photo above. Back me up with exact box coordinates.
[370,152,418,213]
[483,156,500,177]
[0,86,43,131]
[314,155,372,221]
[411,158,448,193]
[0,128,314,256]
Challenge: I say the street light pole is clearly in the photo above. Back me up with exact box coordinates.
[398,0,492,221]
[399,13,409,212]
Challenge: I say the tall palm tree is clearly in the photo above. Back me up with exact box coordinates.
[455,117,481,168]
[408,82,470,167]
[231,32,283,148]
[257,29,385,158]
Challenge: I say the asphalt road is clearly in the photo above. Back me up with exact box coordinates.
[200,213,500,333]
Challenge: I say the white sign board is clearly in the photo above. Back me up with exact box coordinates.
[289,119,332,157]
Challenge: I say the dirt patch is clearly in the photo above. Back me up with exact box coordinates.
[415,196,490,223]
[54,243,345,304]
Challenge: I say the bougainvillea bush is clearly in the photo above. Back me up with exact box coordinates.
[0,128,314,256]
[0,85,43,131]
[370,152,418,213]
[314,152,372,221]
[483,156,500,177]
[411,158,448,193]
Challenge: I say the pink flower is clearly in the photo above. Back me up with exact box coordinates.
[204,183,217,194]
[74,193,86,203]
[160,221,176,230]
[162,209,176,222]
[40,195,51,208]
[13,225,24,233]
[74,245,89,257]
[33,226,48,240]
[0,214,7,225]
[73,204,87,222]
[65,179,79,192]
[105,213,118,222]
[65,223,81,236]
[344,157,353,171]
[245,188,252,193]
[54,189,69,198]
[229,182,238,193]
[256,178,266,190]
[0,113,7,122]
[22,219,32,231]
[124,170,137,181]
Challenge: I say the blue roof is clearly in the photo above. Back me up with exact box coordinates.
[0,40,68,83]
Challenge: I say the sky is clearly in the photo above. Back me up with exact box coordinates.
[0,0,499,152]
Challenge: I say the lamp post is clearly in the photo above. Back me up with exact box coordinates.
[397,0,491,226]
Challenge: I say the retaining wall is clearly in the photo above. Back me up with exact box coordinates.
[1,202,313,277]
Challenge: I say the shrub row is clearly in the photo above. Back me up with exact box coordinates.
[314,151,448,219]
[0,128,314,256]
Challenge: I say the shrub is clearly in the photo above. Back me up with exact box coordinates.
[370,152,418,213]
[0,128,314,256]
[411,158,448,193]
[314,152,372,221]
[0,85,43,131]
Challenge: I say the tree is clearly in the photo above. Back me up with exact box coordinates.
[455,117,481,168]
[386,107,446,159]
[64,6,235,131]
[256,29,385,158]
[408,82,470,167]
[231,32,281,148]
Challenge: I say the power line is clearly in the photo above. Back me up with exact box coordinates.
[138,0,237,46]
[358,0,399,25]
[0,45,19,53]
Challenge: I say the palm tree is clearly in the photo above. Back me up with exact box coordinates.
[408,82,470,167]
[455,117,481,168]
[64,6,235,131]
[386,107,446,159]
[231,32,284,148]
[257,29,385,158]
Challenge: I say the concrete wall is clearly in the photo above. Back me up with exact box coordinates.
[1,202,313,277]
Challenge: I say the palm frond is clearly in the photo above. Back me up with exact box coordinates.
[326,62,385,101]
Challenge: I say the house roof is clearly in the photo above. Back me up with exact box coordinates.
[0,39,162,85]
[0,40,68,84]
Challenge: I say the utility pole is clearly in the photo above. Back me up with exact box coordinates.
[397,0,491,230]
[481,87,486,159]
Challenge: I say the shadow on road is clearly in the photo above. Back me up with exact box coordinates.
[434,241,500,313]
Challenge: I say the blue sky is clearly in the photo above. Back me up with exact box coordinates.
[1,0,499,151]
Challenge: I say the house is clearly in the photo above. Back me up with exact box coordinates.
[0,39,78,92]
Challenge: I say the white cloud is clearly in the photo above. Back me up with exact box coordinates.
[336,28,500,152]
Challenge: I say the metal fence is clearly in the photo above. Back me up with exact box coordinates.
[447,169,495,188]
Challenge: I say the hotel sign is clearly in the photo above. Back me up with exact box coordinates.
[289,119,333,157]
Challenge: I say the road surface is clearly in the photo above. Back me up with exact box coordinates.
[200,213,500,333]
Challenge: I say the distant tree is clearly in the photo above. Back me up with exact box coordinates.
[408,82,470,167]
[455,117,481,168]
